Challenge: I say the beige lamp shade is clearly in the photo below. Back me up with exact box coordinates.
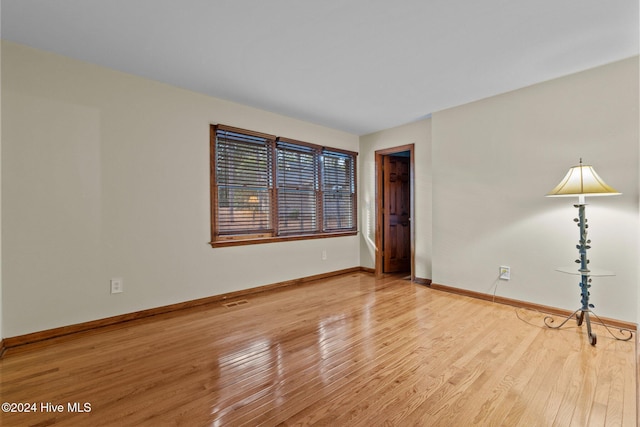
[546,160,621,198]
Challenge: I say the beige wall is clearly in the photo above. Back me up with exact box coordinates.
[432,57,639,322]
[1,42,360,337]
[0,37,3,339]
[359,118,432,280]
[2,40,638,338]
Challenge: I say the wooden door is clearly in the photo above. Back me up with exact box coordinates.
[382,155,411,273]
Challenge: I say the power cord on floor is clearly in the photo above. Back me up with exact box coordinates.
[491,279,579,330]
[513,306,578,330]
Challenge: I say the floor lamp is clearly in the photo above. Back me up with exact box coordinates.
[544,159,632,346]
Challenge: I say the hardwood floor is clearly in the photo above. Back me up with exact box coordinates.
[0,272,636,426]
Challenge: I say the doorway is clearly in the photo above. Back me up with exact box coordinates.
[375,144,414,280]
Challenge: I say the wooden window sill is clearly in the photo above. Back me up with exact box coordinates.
[209,231,358,248]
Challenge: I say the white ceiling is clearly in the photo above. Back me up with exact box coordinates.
[2,1,638,135]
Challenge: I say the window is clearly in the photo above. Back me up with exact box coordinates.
[210,125,357,246]
[322,150,356,231]
[276,138,319,235]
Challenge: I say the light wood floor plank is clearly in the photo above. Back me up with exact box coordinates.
[0,272,635,426]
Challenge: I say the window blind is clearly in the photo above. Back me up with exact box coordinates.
[210,124,357,245]
[276,140,319,235]
[322,150,356,231]
[215,128,274,235]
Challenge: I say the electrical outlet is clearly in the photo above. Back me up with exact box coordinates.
[110,278,124,294]
[321,250,327,261]
[499,266,510,281]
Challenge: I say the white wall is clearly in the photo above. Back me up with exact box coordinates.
[432,57,639,322]
[2,42,360,337]
[359,118,432,280]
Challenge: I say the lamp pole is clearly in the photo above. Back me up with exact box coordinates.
[575,200,595,343]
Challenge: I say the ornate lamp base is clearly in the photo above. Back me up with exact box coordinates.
[544,308,632,346]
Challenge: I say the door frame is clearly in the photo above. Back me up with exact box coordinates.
[375,144,415,281]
